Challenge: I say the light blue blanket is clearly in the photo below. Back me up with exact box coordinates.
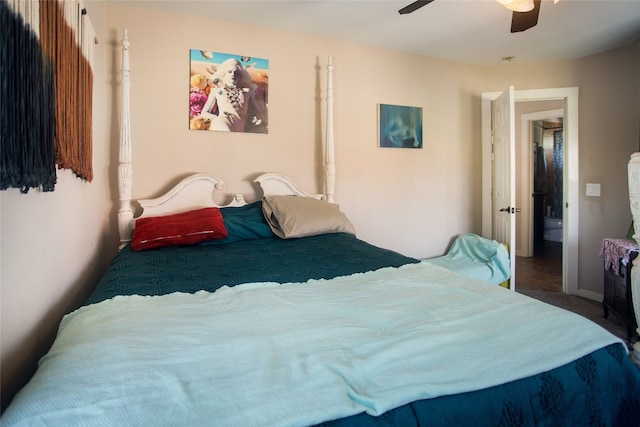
[3,262,621,426]
[425,233,510,284]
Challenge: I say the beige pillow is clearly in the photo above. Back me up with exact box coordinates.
[262,195,355,239]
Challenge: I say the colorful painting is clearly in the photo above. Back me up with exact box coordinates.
[189,50,269,133]
[378,104,423,148]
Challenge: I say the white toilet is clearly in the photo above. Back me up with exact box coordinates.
[543,216,563,242]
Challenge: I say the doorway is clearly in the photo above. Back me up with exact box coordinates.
[481,87,579,295]
[517,107,564,257]
[516,110,564,292]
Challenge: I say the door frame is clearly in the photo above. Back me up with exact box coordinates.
[481,87,579,295]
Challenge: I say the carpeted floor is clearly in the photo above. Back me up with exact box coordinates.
[517,289,638,350]
[515,241,638,350]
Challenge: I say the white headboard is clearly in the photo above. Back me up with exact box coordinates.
[136,174,243,219]
[254,172,324,200]
[116,30,335,248]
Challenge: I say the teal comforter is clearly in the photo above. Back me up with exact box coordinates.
[86,233,419,305]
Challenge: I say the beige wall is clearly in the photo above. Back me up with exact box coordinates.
[1,1,638,408]
[574,44,640,293]
[0,1,115,408]
[106,3,486,257]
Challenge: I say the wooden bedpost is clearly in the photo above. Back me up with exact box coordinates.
[118,29,134,249]
[324,56,335,203]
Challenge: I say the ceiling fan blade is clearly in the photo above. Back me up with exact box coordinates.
[511,0,541,33]
[398,0,435,15]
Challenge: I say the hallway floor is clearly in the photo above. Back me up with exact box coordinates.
[515,241,562,292]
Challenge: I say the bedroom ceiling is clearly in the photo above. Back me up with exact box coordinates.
[117,0,640,65]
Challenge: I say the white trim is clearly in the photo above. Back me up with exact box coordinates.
[577,288,603,303]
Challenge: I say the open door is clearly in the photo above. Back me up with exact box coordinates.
[491,87,517,290]
[483,87,579,296]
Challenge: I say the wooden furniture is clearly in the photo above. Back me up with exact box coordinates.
[601,238,639,341]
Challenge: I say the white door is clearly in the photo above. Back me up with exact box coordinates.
[492,87,516,290]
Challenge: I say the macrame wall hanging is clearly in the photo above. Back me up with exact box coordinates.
[1,0,96,193]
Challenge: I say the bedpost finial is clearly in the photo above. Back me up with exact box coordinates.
[122,28,129,49]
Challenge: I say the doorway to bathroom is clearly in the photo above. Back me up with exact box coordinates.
[481,87,579,295]
[516,107,564,292]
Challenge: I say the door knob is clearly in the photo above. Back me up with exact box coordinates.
[499,207,522,213]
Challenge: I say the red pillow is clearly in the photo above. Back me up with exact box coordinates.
[131,207,228,251]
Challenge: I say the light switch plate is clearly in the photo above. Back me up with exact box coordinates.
[586,183,601,197]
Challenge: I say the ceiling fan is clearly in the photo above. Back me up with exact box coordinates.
[399,0,542,33]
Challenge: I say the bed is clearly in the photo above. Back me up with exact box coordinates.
[2,31,639,427]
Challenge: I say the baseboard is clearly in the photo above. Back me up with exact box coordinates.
[576,288,602,303]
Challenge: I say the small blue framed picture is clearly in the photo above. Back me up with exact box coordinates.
[378,104,423,148]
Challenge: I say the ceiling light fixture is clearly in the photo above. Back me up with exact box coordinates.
[496,0,535,12]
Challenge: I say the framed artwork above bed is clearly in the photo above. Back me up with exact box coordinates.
[189,49,269,134]
[378,103,423,148]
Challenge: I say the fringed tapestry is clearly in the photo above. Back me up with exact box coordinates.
[1,0,56,192]
[1,0,95,193]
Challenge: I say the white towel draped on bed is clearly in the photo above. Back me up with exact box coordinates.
[3,262,621,426]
